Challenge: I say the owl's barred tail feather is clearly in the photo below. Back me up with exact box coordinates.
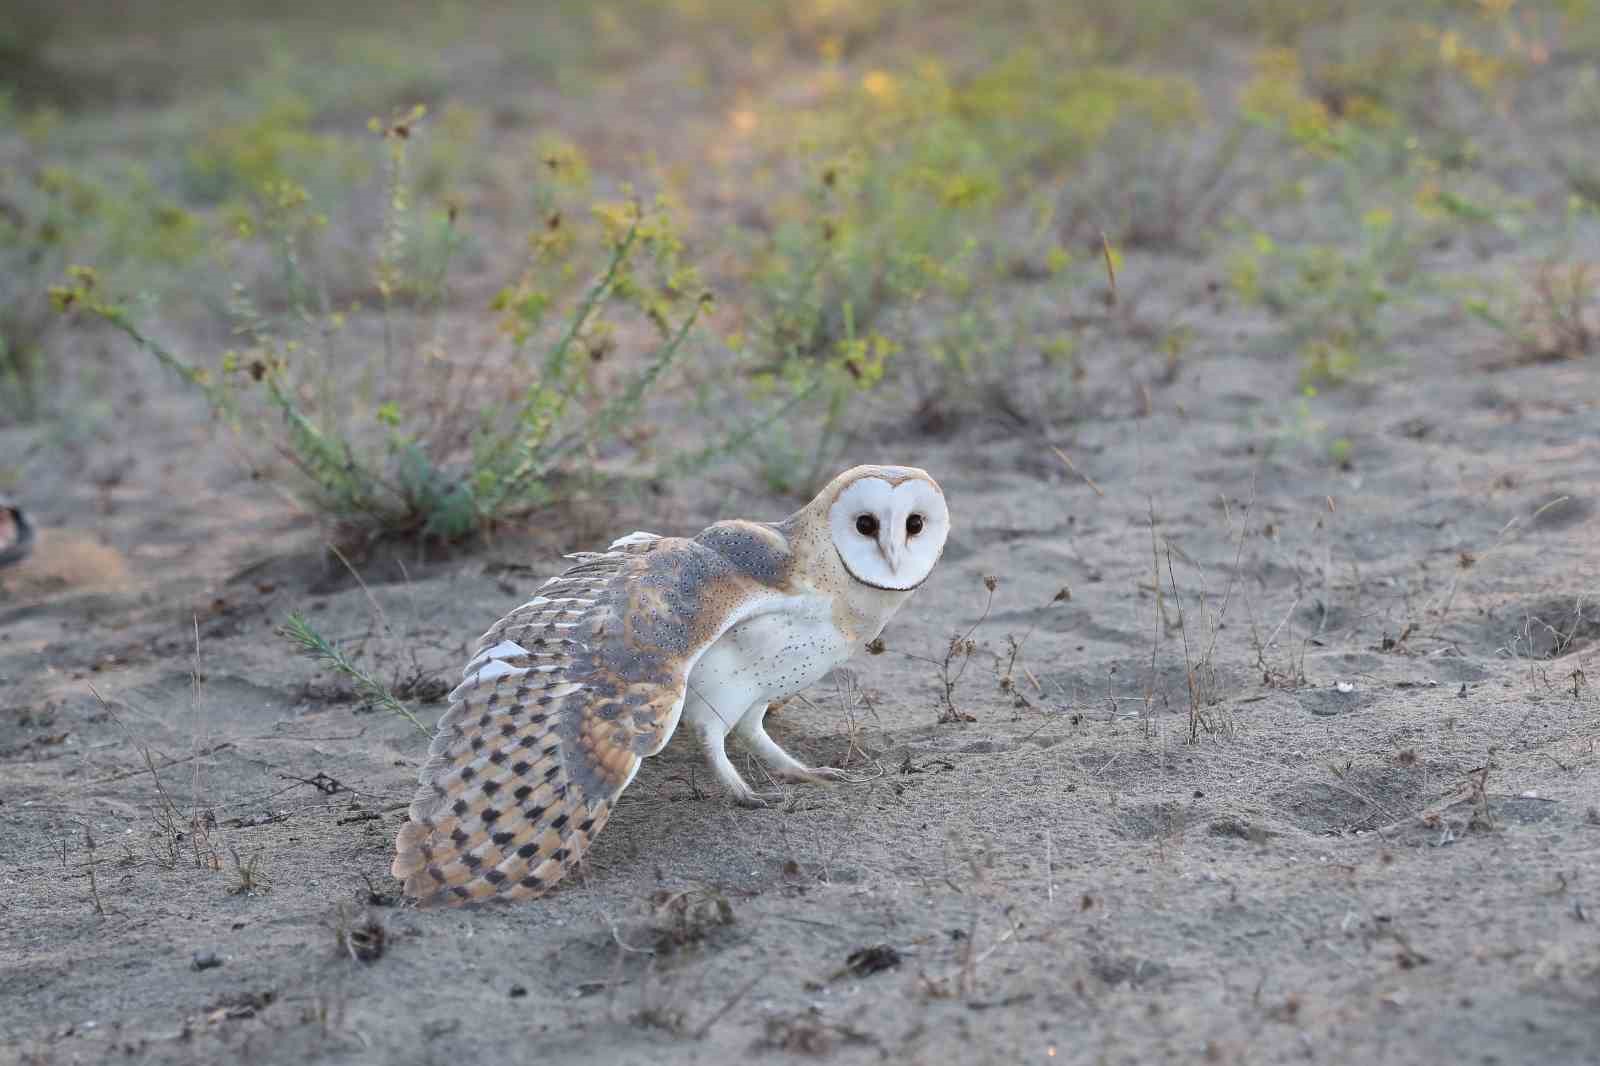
[391,545,665,906]
[389,657,624,904]
[391,799,614,905]
[390,664,627,904]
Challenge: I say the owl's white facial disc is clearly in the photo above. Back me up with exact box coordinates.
[828,475,949,591]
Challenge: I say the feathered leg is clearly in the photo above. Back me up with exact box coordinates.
[685,692,784,807]
[734,702,849,784]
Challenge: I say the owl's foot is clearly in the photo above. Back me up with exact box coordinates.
[728,786,789,809]
[733,717,865,787]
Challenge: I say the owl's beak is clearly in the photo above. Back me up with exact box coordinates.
[880,537,904,575]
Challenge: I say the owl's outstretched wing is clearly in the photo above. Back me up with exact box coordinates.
[392,527,788,906]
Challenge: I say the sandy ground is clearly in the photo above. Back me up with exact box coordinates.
[3,290,1598,1065]
[3,12,1600,1064]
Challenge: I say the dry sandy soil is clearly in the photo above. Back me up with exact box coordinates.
[4,303,1598,1065]
[4,11,1600,1066]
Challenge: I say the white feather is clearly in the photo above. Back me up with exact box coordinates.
[466,639,531,671]
[608,531,662,550]
[448,659,528,702]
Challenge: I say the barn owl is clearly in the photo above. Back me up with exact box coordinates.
[392,465,948,906]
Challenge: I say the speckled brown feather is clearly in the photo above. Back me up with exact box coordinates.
[393,526,795,906]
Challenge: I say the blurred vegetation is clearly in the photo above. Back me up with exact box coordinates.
[8,0,1600,525]
[1,111,205,420]
[52,108,709,539]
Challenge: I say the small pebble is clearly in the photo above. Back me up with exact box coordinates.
[192,950,223,971]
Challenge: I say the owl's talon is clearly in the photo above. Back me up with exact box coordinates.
[730,788,787,809]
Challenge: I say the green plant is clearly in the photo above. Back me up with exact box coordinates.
[1225,96,1436,386]
[181,93,371,206]
[1229,209,1427,387]
[53,111,710,539]
[277,612,430,735]
[1,146,202,422]
[740,63,1002,441]
[729,48,1203,488]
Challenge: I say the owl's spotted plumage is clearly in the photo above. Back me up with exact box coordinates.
[393,465,948,906]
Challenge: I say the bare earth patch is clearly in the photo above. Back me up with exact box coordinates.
[3,326,1597,1065]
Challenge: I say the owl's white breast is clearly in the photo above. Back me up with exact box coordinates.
[684,595,853,727]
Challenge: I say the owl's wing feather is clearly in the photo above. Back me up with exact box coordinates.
[392,531,782,906]
[606,530,662,550]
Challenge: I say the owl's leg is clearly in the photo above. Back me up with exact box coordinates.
[684,691,784,808]
[733,702,850,785]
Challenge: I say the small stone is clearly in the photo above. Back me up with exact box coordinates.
[191,950,223,971]
[840,944,902,978]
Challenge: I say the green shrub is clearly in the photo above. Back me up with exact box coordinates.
[1229,210,1429,387]
[1,121,203,422]
[181,94,371,206]
[1224,36,1532,388]
[53,111,709,541]
[727,48,1204,489]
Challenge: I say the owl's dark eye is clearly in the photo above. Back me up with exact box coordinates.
[906,513,925,536]
[855,514,880,537]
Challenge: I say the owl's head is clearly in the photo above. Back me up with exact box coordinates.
[818,465,948,592]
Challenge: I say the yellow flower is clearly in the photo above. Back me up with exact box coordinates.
[591,200,641,245]
[862,70,898,103]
